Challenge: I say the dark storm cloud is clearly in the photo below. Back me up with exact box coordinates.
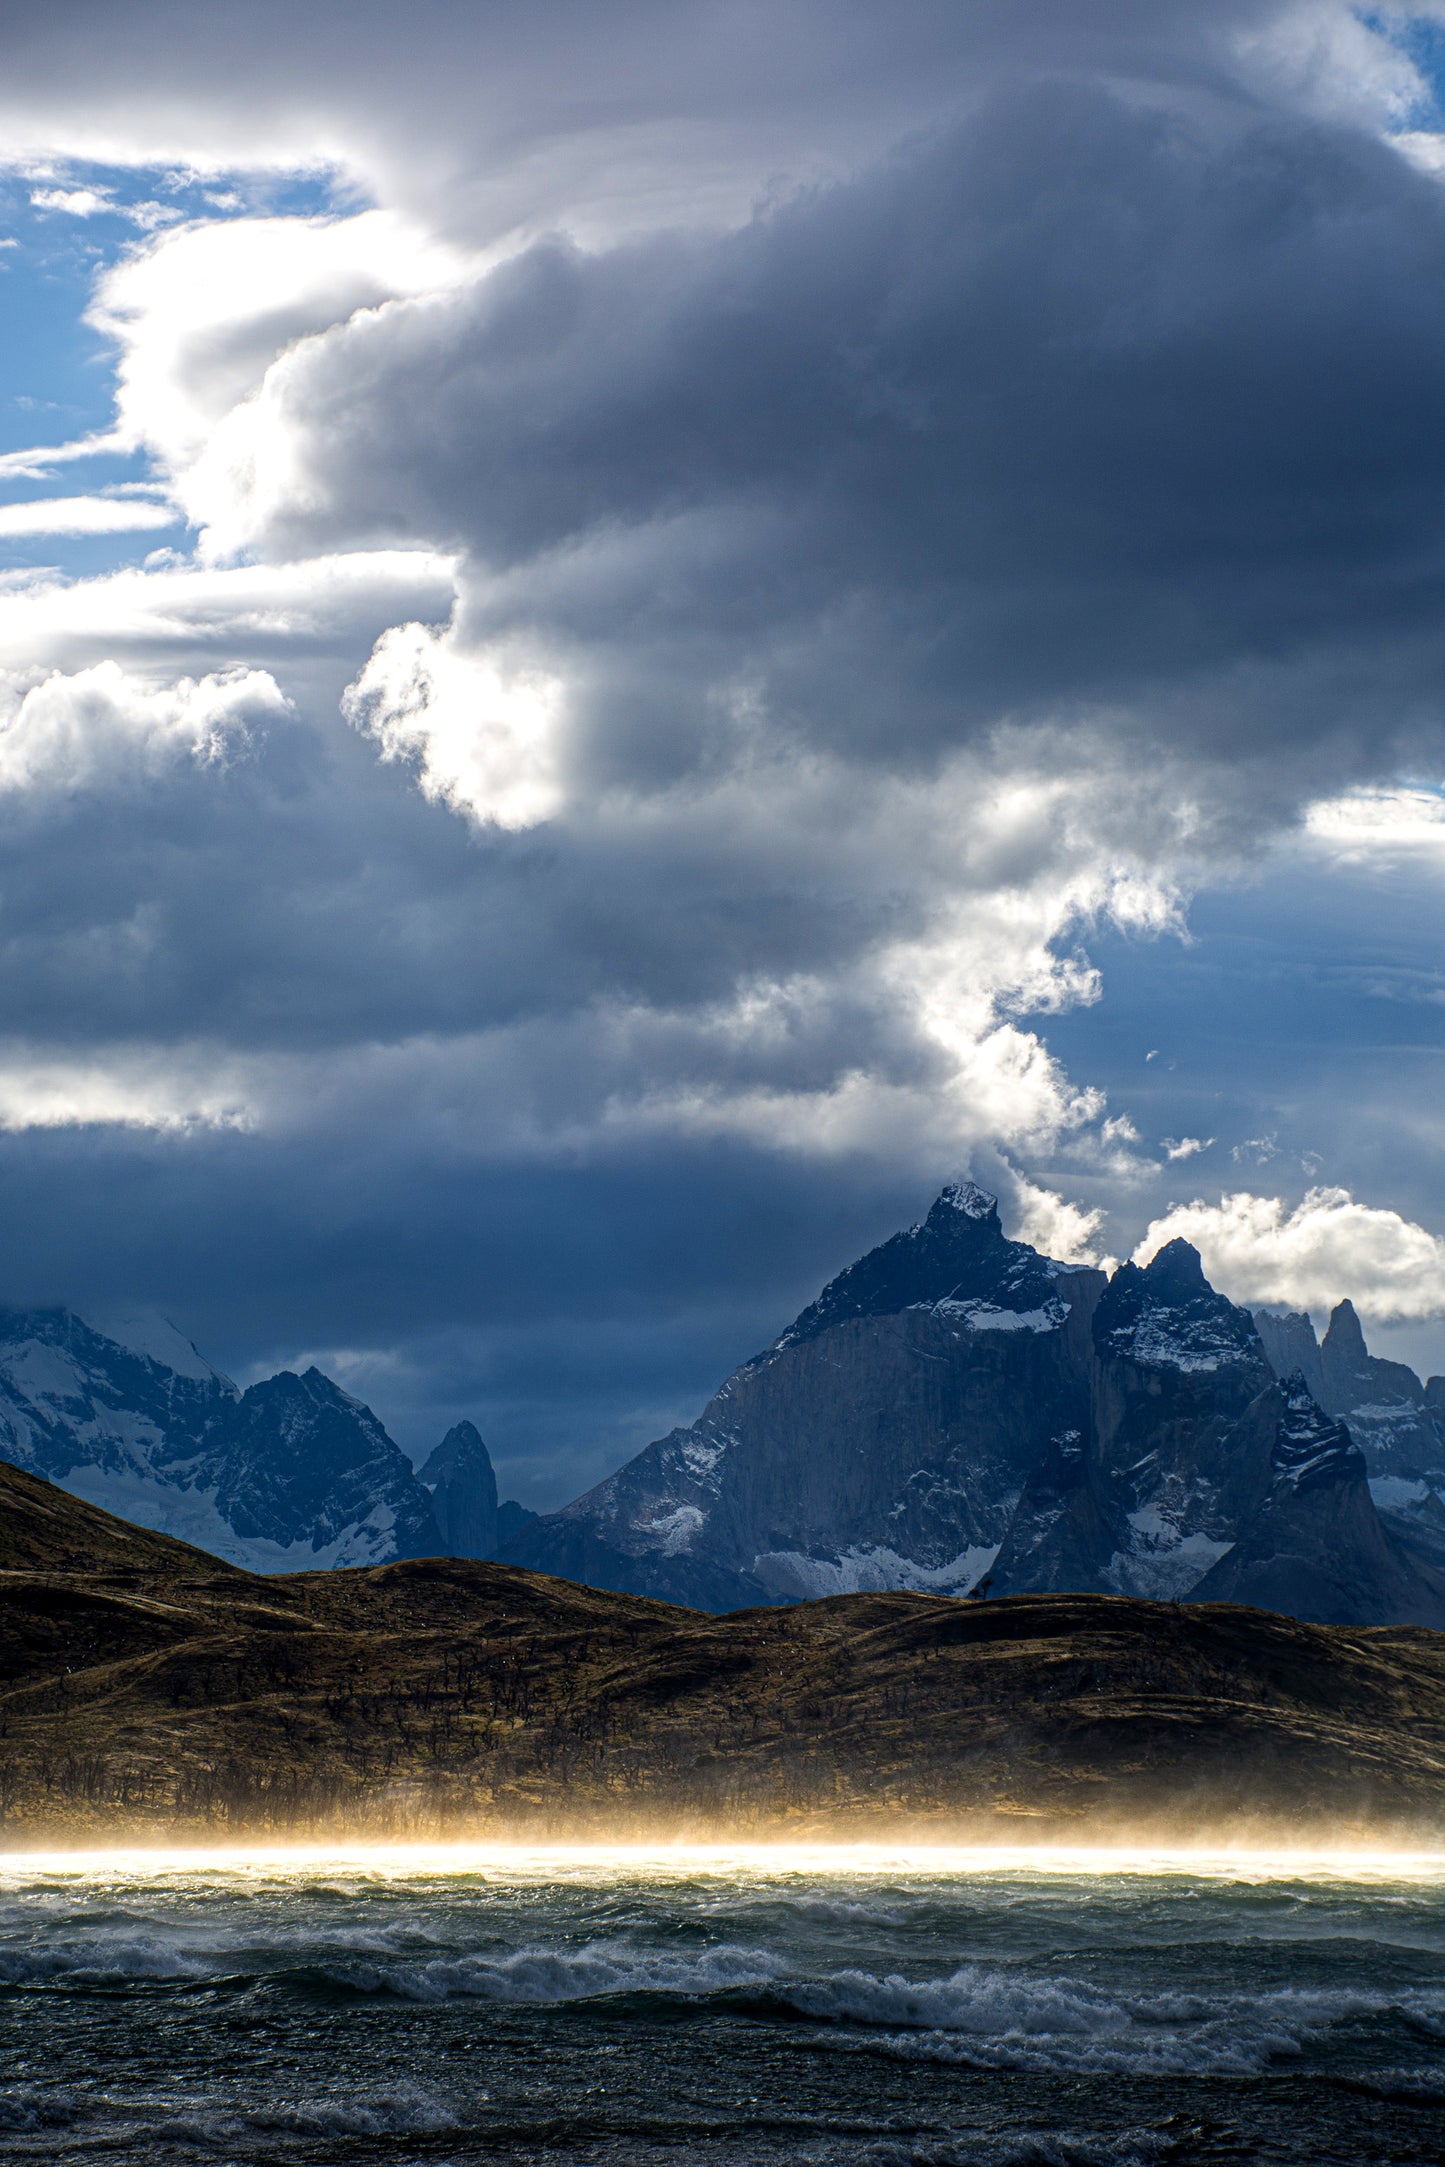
[249,72,1445,799]
[0,1108,933,1494]
[0,701,932,1050]
[0,684,1015,1491]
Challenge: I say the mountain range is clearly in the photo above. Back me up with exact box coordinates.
[0,1309,533,1573]
[500,1184,1445,1626]
[2,1181,1443,1630]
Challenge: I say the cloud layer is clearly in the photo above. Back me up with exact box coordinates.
[96,65,1445,819]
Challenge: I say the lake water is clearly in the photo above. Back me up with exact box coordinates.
[0,1845,1441,2165]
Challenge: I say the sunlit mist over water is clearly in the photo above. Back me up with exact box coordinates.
[6,1840,1445,1885]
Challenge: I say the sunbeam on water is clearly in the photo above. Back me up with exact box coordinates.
[1,1842,1444,2164]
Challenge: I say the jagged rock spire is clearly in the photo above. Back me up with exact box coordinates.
[1272,1373,1365,1493]
[1322,1298,1368,1360]
[419,1421,500,1558]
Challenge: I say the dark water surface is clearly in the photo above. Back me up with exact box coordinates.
[0,1845,1441,2166]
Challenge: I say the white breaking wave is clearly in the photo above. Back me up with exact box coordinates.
[0,1935,209,1986]
[776,1963,1444,2077]
[238,2086,460,2137]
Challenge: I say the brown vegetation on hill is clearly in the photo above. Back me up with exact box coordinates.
[1,1462,1442,1843]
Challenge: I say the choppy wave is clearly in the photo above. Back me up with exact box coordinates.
[238,2084,460,2137]
[1345,2064,1445,2102]
[2,1866,1444,2163]
[0,2082,459,2150]
[706,1891,911,1924]
[781,1964,1445,2076]
[0,1934,209,1986]
[0,2090,77,2134]
[326,1935,786,2002]
[0,1918,790,2007]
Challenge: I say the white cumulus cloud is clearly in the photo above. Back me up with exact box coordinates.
[1305,784,1445,862]
[1134,1187,1445,1321]
[85,208,479,549]
[0,660,288,793]
[342,619,564,830]
[29,185,114,217]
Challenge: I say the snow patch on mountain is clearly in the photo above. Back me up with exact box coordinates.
[937,1180,996,1220]
[929,1297,1065,1334]
[61,1464,239,1558]
[1107,1507,1235,1600]
[1121,1319,1234,1373]
[1368,1473,1431,1515]
[61,1462,402,1569]
[641,1504,706,1554]
[750,1542,1000,1601]
[677,1432,731,1482]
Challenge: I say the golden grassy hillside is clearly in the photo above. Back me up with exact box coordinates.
[2,1461,1443,1843]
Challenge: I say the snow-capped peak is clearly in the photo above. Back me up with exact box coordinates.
[85,1310,236,1389]
[0,1303,441,1574]
[935,1180,998,1222]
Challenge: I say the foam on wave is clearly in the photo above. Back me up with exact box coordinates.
[775,1964,1445,2077]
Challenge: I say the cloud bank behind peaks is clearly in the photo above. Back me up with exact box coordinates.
[1136,1189,1445,1324]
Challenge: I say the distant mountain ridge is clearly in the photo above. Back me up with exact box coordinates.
[0,1309,534,1573]
[500,1183,1445,1627]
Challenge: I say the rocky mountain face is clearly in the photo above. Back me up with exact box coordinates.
[1252,1297,1445,1580]
[502,1184,1445,1627]
[418,1420,537,1558]
[0,1309,529,1573]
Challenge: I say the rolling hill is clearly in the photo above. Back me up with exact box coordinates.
[2,1460,1443,1845]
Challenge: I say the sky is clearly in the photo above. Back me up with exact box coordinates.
[2,1,1445,1504]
